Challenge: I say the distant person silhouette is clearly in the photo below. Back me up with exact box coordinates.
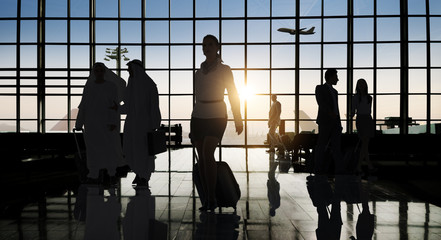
[267,94,282,153]
[314,68,343,174]
[121,59,161,187]
[190,35,243,211]
[75,62,123,185]
[351,79,376,174]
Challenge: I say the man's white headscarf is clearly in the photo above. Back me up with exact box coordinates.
[85,62,127,103]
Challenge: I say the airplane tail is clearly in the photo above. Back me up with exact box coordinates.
[306,27,315,33]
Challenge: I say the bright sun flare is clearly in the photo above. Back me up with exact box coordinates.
[240,86,255,101]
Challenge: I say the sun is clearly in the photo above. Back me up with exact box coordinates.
[240,86,255,101]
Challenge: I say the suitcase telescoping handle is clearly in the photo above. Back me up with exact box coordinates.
[73,128,84,160]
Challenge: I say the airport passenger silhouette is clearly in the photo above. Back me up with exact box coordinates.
[75,62,123,185]
[120,59,161,187]
[267,94,282,153]
[351,78,376,175]
[314,68,343,174]
[190,35,243,211]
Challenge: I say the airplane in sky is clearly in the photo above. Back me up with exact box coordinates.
[277,26,315,35]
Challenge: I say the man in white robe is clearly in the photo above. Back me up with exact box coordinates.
[75,62,123,184]
[121,59,161,186]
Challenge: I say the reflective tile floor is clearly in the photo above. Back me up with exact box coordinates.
[1,148,441,240]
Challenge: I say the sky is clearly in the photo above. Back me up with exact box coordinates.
[0,0,440,136]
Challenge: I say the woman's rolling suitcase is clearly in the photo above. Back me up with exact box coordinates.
[193,152,241,211]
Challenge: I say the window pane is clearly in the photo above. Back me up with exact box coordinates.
[408,0,426,15]
[71,0,89,17]
[431,43,441,67]
[171,0,192,18]
[300,70,321,94]
[377,95,400,119]
[121,0,141,18]
[21,0,37,17]
[222,20,244,43]
[222,0,244,17]
[171,71,193,94]
[377,69,400,93]
[409,43,427,67]
[46,96,67,119]
[247,95,269,119]
[432,69,441,93]
[0,0,17,17]
[272,45,295,68]
[170,96,193,119]
[121,21,141,43]
[46,0,67,17]
[271,70,295,94]
[95,45,117,68]
[20,96,37,119]
[409,69,426,93]
[377,0,400,15]
[324,0,347,16]
[222,45,244,68]
[324,19,347,42]
[299,95,318,123]
[300,44,320,68]
[278,95,295,119]
[377,18,400,41]
[0,96,16,119]
[247,70,269,94]
[71,20,89,43]
[147,71,169,94]
[354,0,373,15]
[247,20,270,43]
[46,20,67,42]
[96,0,117,17]
[247,121,268,145]
[20,20,37,43]
[408,17,426,41]
[196,0,219,17]
[146,21,169,43]
[354,18,373,42]
[247,45,270,68]
[146,0,168,17]
[430,0,441,14]
[272,0,295,17]
[0,21,16,43]
[430,18,441,41]
[121,46,141,66]
[0,45,16,68]
[146,46,168,69]
[170,21,193,43]
[300,0,321,16]
[409,95,426,120]
[431,96,441,119]
[70,46,90,68]
[96,21,118,43]
[171,46,193,68]
[247,0,270,17]
[377,44,400,67]
[20,45,37,68]
[323,44,347,68]
[354,44,373,67]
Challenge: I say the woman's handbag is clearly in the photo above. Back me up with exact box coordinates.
[147,129,167,155]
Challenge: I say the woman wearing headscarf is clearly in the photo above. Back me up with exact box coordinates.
[75,62,124,185]
[121,59,161,186]
[191,35,243,211]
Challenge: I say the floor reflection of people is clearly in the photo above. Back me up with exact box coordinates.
[195,212,240,240]
[123,188,157,240]
[83,185,121,240]
[75,62,123,185]
[267,152,281,216]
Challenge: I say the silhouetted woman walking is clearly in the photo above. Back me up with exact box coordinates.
[191,35,243,211]
[351,78,375,174]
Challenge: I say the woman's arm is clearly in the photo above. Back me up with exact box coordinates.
[224,66,243,133]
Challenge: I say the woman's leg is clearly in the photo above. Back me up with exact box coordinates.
[194,140,208,206]
[201,136,220,208]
